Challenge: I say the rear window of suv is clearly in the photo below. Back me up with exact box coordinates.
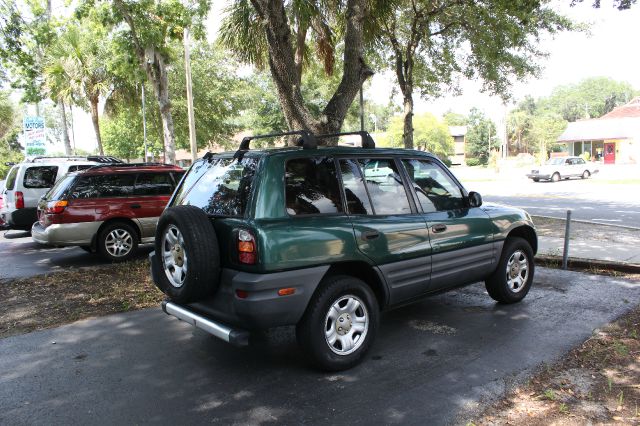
[171,157,258,217]
[24,166,58,188]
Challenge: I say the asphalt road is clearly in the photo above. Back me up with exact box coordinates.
[483,195,640,228]
[0,230,153,280]
[464,178,640,228]
[1,268,638,425]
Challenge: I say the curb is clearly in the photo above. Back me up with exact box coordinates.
[536,254,640,274]
[531,215,640,231]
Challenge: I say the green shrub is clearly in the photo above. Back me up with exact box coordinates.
[466,158,482,166]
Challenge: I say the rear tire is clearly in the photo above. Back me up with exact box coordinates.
[154,205,221,304]
[485,237,535,304]
[97,222,138,262]
[296,275,379,371]
[551,172,560,182]
[582,170,590,179]
[532,178,540,182]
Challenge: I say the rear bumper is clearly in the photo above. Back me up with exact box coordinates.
[526,173,550,180]
[150,251,329,331]
[1,208,37,230]
[32,221,102,246]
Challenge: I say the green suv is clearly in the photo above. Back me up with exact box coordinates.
[150,131,537,371]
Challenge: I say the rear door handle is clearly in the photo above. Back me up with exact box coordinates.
[130,204,141,209]
[431,224,447,233]
[361,230,380,241]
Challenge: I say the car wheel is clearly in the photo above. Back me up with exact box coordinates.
[154,205,221,303]
[532,178,540,182]
[582,170,590,179]
[485,237,535,304]
[296,275,379,371]
[98,222,138,262]
[551,172,560,182]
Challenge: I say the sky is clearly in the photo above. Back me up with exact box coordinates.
[40,0,640,152]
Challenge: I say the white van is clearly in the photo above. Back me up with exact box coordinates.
[0,156,122,230]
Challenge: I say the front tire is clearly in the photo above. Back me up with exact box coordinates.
[296,276,379,371]
[551,172,560,182]
[485,237,535,304]
[532,178,540,182]
[97,222,138,262]
[582,170,590,179]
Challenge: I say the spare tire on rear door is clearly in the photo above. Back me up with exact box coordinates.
[154,205,221,304]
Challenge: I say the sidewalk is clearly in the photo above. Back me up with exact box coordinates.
[533,215,640,266]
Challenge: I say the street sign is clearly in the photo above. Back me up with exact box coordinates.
[23,116,46,156]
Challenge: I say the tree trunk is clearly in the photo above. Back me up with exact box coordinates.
[89,96,104,155]
[402,93,414,149]
[113,0,177,164]
[58,101,72,156]
[250,0,372,142]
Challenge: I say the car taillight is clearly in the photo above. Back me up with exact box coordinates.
[238,229,257,265]
[15,191,24,209]
[46,200,68,214]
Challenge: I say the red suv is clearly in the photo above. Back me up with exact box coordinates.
[32,163,184,261]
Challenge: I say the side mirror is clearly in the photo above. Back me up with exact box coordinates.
[468,191,482,208]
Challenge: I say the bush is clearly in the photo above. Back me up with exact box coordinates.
[580,151,591,161]
[439,156,453,167]
[466,158,482,166]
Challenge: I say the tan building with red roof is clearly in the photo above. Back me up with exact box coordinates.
[557,97,640,164]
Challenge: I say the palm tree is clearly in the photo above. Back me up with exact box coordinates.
[45,22,110,155]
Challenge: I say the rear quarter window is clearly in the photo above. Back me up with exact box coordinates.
[285,157,343,215]
[23,166,59,188]
[134,173,174,196]
[5,166,18,190]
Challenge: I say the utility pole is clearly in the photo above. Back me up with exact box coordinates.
[184,27,197,163]
[141,84,148,162]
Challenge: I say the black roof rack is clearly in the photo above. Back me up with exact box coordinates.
[82,162,175,171]
[26,155,124,164]
[231,130,375,159]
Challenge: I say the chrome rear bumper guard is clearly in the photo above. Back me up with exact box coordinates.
[161,301,249,347]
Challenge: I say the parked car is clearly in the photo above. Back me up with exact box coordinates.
[1,156,123,230]
[0,179,6,229]
[32,163,184,261]
[150,131,537,371]
[526,156,599,182]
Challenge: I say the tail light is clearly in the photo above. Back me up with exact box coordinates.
[15,191,24,209]
[237,229,257,265]
[46,200,68,214]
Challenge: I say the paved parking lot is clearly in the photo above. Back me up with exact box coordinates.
[1,268,638,425]
[0,230,152,280]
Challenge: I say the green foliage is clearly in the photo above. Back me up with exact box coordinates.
[540,77,637,121]
[102,105,149,161]
[383,112,453,158]
[465,108,499,164]
[465,158,481,167]
[236,72,287,140]
[443,111,467,126]
[168,42,243,150]
[0,91,22,178]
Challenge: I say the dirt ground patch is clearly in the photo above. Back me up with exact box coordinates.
[0,259,163,339]
[472,302,640,425]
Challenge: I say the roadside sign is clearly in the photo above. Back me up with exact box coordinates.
[23,116,46,156]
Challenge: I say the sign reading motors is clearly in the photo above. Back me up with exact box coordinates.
[23,116,46,156]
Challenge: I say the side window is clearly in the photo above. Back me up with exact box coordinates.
[5,166,18,190]
[134,173,174,196]
[402,159,465,212]
[338,159,373,215]
[285,157,343,216]
[70,174,136,199]
[23,166,59,188]
[577,158,585,165]
[360,158,411,215]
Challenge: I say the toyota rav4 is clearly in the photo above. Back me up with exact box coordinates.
[150,131,537,371]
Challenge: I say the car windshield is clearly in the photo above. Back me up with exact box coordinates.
[43,174,76,201]
[171,156,258,217]
[545,158,565,165]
